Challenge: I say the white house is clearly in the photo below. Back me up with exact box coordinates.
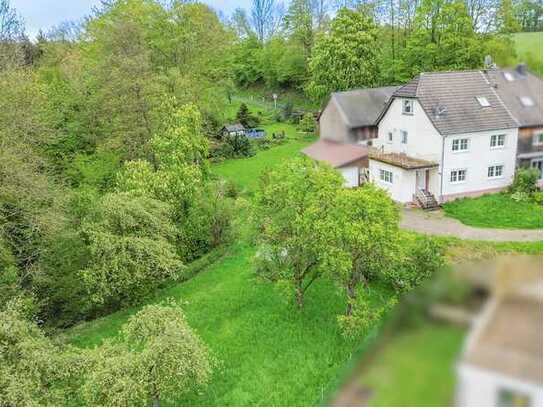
[369,71,520,207]
[456,264,543,407]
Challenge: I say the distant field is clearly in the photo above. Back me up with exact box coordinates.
[513,32,543,72]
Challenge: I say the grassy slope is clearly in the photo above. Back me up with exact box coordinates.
[442,194,543,229]
[67,137,391,406]
[361,324,465,407]
[514,32,543,68]
[68,241,392,406]
[212,124,316,193]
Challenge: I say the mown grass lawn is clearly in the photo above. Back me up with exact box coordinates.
[442,193,543,230]
[361,323,465,407]
[212,128,316,193]
[67,242,391,406]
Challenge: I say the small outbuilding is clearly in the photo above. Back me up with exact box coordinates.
[221,124,246,138]
[302,139,369,188]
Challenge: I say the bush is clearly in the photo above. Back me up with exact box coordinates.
[297,113,316,134]
[178,183,235,262]
[509,167,540,195]
[511,191,530,202]
[236,103,259,128]
[532,191,543,206]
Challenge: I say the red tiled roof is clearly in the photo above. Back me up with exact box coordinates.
[302,139,368,168]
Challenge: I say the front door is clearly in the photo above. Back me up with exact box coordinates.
[416,170,426,192]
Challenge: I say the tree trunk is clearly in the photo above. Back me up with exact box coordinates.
[295,281,304,310]
[345,279,356,317]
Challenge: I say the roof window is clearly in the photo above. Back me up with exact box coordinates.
[503,72,515,82]
[476,97,491,107]
[520,96,535,107]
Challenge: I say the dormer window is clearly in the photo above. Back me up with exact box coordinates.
[520,96,535,107]
[402,99,414,115]
[504,72,515,82]
[476,97,491,107]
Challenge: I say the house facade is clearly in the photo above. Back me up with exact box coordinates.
[456,262,543,407]
[318,87,397,145]
[369,71,519,205]
[486,65,543,184]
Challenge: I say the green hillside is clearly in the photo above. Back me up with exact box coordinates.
[513,32,543,73]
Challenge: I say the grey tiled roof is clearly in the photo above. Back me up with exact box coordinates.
[393,71,519,135]
[485,68,543,127]
[224,123,245,132]
[332,86,399,128]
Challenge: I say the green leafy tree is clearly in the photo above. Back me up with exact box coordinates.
[83,304,213,407]
[80,193,184,309]
[298,113,316,133]
[307,8,379,101]
[255,157,344,309]
[0,300,85,405]
[329,184,400,318]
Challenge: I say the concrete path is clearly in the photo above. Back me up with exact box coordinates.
[401,208,543,242]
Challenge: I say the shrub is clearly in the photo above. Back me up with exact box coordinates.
[236,103,259,128]
[532,191,543,206]
[509,167,540,195]
[511,191,530,202]
[297,113,316,134]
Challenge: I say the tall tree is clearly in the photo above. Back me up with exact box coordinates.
[251,0,284,42]
[0,0,25,69]
[255,157,344,309]
[307,8,379,101]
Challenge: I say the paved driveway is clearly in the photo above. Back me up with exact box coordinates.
[401,208,543,242]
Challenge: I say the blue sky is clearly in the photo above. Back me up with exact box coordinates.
[12,0,253,38]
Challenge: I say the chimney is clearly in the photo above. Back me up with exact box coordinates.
[516,63,528,76]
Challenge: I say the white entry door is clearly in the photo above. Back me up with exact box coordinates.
[416,170,426,191]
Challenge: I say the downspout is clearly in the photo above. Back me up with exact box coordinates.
[440,135,446,203]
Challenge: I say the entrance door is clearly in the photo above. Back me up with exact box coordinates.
[416,170,426,192]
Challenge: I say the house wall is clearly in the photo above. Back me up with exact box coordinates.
[441,128,519,201]
[338,166,360,188]
[517,126,543,156]
[375,98,443,162]
[319,98,351,143]
[456,364,543,407]
[368,160,416,203]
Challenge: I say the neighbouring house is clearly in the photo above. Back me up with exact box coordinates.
[318,86,398,145]
[221,123,246,138]
[302,139,369,188]
[486,65,543,185]
[370,70,519,207]
[456,262,543,407]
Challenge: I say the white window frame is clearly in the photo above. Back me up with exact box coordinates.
[452,138,469,152]
[520,96,535,107]
[490,134,506,149]
[503,72,515,82]
[476,96,491,107]
[402,99,414,115]
[379,169,393,184]
[450,169,467,184]
[401,130,408,144]
[488,164,504,179]
[533,132,543,146]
